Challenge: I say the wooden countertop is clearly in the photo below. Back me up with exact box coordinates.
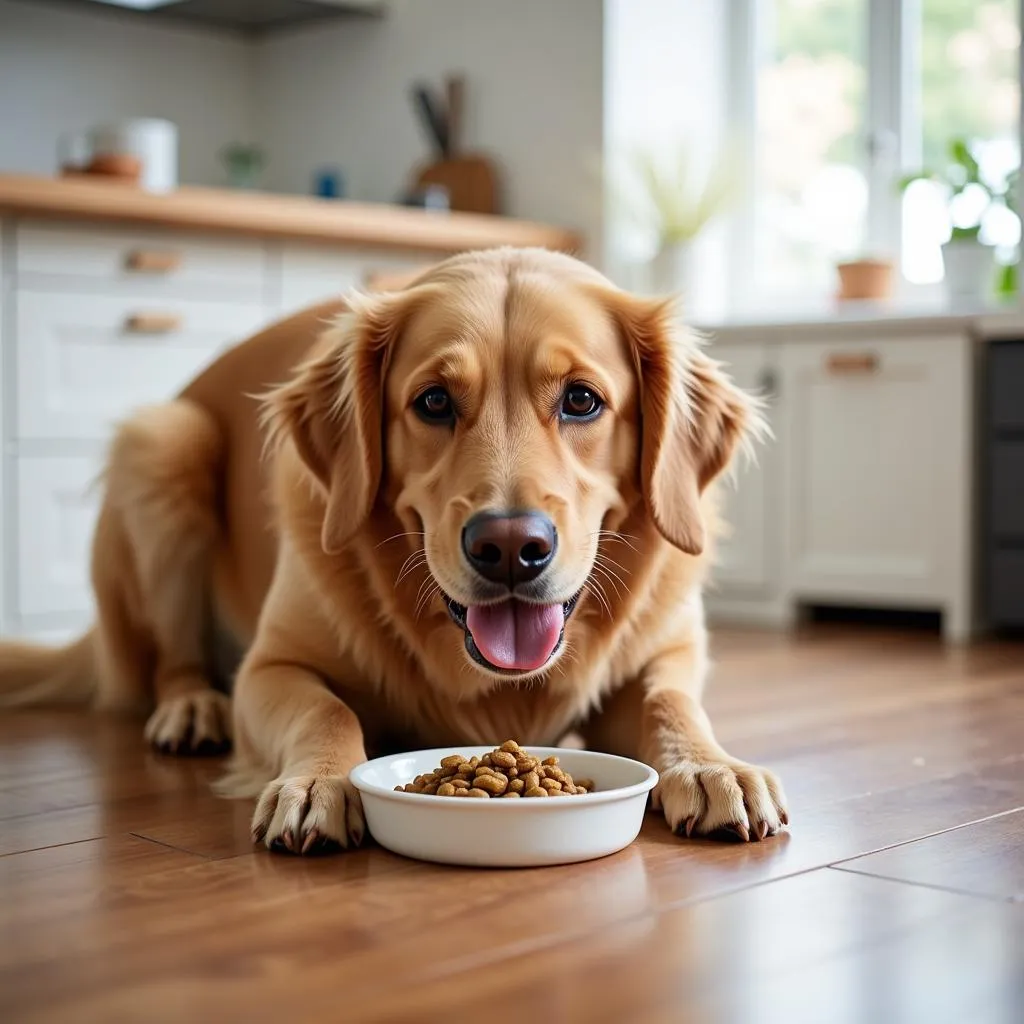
[0,174,582,255]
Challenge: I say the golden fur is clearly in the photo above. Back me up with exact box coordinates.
[0,247,787,852]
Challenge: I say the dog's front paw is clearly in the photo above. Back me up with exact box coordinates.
[145,689,232,755]
[653,759,788,842]
[252,773,365,855]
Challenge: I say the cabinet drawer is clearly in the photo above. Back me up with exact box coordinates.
[989,342,1024,430]
[990,442,1024,539]
[16,290,271,440]
[14,456,103,619]
[16,222,268,301]
[989,550,1024,627]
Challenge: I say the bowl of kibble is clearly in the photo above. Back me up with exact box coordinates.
[349,739,658,867]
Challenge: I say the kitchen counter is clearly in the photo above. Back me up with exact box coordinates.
[696,300,1024,342]
[0,174,581,256]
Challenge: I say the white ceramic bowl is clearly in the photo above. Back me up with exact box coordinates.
[349,746,659,867]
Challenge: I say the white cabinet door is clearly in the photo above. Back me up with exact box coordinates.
[16,291,270,441]
[779,333,971,606]
[14,455,104,618]
[708,342,777,595]
[277,244,432,314]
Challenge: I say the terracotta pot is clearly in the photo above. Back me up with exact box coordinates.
[836,259,893,301]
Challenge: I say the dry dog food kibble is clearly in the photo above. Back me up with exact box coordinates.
[394,740,594,798]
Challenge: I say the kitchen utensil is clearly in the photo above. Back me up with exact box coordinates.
[408,74,500,215]
[412,83,449,157]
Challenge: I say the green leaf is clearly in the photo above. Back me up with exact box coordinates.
[996,261,1017,298]
[949,224,982,242]
[949,138,981,184]
[896,170,936,193]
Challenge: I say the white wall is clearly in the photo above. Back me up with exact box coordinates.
[254,0,604,256]
[0,0,255,187]
[0,0,603,250]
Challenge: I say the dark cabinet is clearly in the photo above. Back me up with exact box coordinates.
[986,341,1024,628]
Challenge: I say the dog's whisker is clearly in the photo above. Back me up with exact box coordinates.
[595,550,631,576]
[415,581,442,620]
[591,529,641,552]
[391,552,423,585]
[375,530,425,550]
[594,560,630,590]
[593,559,628,594]
[395,550,425,581]
[591,566,621,597]
[414,573,437,607]
[591,562,626,599]
[394,550,428,588]
[587,579,613,620]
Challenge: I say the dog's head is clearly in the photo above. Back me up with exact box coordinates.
[267,248,760,680]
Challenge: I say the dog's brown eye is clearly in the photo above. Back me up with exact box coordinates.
[561,384,603,421]
[414,387,454,423]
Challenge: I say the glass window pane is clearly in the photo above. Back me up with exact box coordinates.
[752,0,868,304]
[902,0,1021,284]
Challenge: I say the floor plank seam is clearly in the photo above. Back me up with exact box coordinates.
[828,864,1021,905]
[0,834,109,859]
[825,804,1024,869]
[127,832,215,860]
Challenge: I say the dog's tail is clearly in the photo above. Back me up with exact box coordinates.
[0,629,96,707]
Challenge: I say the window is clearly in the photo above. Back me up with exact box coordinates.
[730,0,1021,312]
[752,0,868,299]
[903,0,1020,282]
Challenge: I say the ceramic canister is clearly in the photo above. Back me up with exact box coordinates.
[89,118,179,193]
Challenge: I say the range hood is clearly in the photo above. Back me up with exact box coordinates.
[48,0,386,35]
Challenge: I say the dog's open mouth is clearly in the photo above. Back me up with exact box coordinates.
[443,592,580,674]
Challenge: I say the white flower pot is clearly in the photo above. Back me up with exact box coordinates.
[649,241,694,296]
[941,239,994,304]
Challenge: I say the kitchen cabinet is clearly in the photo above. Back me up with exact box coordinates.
[705,324,976,642]
[985,340,1024,628]
[779,333,973,639]
[0,176,578,641]
[704,341,789,625]
[15,455,104,622]
[16,291,269,442]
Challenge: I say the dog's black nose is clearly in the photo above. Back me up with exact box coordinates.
[462,511,557,587]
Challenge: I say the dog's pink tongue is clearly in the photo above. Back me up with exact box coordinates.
[466,602,564,672]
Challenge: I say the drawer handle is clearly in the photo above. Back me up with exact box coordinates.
[125,250,182,273]
[124,313,182,334]
[826,352,879,374]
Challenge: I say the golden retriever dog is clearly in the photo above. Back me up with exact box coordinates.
[0,247,787,853]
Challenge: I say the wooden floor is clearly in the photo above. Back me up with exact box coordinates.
[1,626,1022,1024]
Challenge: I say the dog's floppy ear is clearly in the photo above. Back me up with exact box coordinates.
[263,289,426,554]
[604,290,763,556]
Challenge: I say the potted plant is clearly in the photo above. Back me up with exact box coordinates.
[899,138,1016,303]
[221,143,266,191]
[611,143,737,295]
